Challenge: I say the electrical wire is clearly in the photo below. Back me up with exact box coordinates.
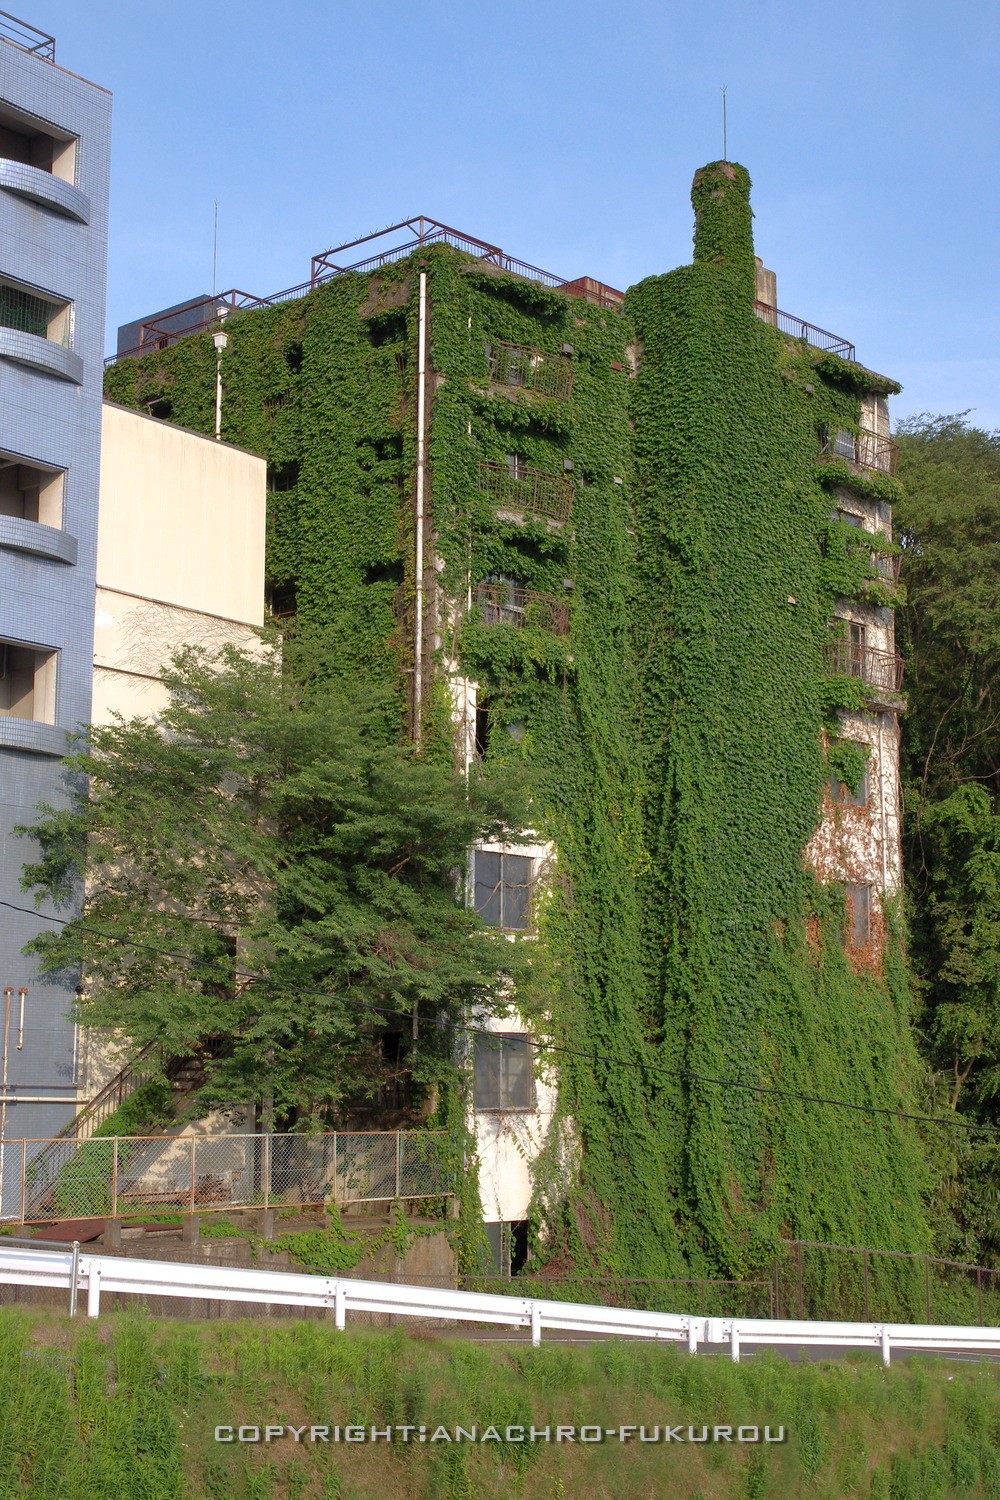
[1,895,995,1141]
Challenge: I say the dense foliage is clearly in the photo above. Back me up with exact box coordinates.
[895,415,1000,1261]
[100,166,933,1278]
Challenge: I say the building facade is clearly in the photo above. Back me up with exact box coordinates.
[104,174,924,1276]
[0,18,110,1186]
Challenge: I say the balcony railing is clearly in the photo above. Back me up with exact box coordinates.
[754,301,855,361]
[870,551,903,584]
[821,426,899,476]
[825,637,904,695]
[486,341,574,401]
[477,460,574,523]
[474,582,570,636]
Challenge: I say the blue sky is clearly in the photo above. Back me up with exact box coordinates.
[39,0,1000,429]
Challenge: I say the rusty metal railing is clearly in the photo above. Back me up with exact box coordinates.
[473,582,570,636]
[820,425,899,476]
[485,341,574,400]
[754,300,854,360]
[825,637,904,694]
[477,460,574,523]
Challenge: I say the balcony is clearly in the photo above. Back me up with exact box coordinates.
[820,426,899,477]
[477,460,574,524]
[754,301,855,360]
[870,551,903,584]
[485,341,574,401]
[473,582,570,636]
[825,637,904,696]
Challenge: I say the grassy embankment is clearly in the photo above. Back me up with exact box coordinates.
[0,1309,998,1498]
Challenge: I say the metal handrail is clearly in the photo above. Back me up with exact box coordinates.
[0,9,55,59]
[820,425,899,476]
[473,581,571,635]
[825,637,904,694]
[477,460,574,522]
[754,301,854,360]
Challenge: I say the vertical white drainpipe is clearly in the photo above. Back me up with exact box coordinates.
[414,270,427,744]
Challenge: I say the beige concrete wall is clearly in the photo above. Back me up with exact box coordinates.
[98,403,265,629]
[81,406,266,1102]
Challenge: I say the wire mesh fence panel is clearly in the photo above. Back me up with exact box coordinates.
[269,1134,336,1207]
[337,1133,399,1203]
[8,1131,451,1223]
[399,1132,451,1198]
[27,1138,116,1222]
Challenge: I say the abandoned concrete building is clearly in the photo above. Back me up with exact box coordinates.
[102,163,918,1275]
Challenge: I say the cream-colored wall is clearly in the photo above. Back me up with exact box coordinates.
[98,403,265,628]
[81,406,266,1102]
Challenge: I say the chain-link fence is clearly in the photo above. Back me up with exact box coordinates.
[2,1131,452,1225]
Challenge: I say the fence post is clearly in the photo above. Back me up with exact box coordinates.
[334,1281,346,1331]
[332,1131,338,1207]
[772,1256,779,1319]
[68,1240,80,1317]
[395,1132,401,1200]
[189,1137,196,1213]
[978,1268,984,1326]
[863,1250,870,1322]
[881,1327,891,1367]
[263,1133,271,1210]
[730,1325,740,1364]
[86,1262,101,1319]
[530,1302,541,1347]
[19,1138,26,1224]
[112,1139,119,1218]
[924,1256,931,1323]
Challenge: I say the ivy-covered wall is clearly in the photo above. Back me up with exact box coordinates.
[103,160,930,1279]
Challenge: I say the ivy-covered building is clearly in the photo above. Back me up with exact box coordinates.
[104,165,927,1278]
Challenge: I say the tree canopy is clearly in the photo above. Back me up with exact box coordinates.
[17,643,527,1128]
[895,413,1000,1259]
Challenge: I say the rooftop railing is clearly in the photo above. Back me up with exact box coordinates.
[107,216,625,365]
[754,300,854,360]
[0,8,54,60]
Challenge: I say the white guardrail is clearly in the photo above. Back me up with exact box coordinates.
[2,1245,1000,1365]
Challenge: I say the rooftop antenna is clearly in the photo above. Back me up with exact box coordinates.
[212,199,219,296]
[721,84,728,161]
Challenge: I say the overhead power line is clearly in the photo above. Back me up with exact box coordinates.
[1,895,994,1142]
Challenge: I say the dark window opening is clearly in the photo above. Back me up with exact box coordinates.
[845,883,872,947]
[267,582,297,619]
[268,461,299,492]
[474,850,532,931]
[146,397,173,421]
[363,560,404,588]
[366,310,408,347]
[374,434,403,462]
[474,1033,535,1110]
[283,342,303,375]
[0,281,57,340]
[475,699,492,760]
[0,455,63,527]
[829,767,868,808]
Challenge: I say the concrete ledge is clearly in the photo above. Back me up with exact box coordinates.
[0,327,83,384]
[0,158,90,223]
[0,514,77,564]
[0,718,68,756]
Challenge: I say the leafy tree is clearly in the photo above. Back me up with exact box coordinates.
[895,414,1000,1257]
[16,642,526,1128]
